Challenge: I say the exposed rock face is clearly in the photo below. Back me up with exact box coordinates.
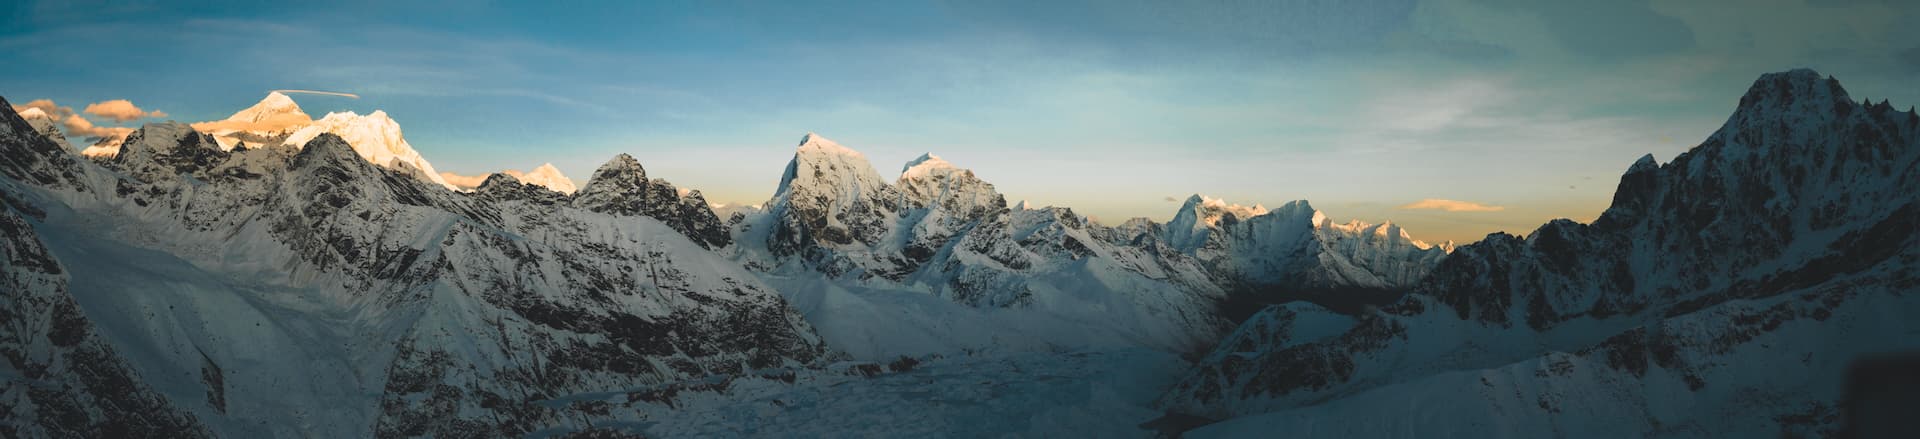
[0,96,91,194]
[0,99,828,437]
[759,133,907,277]
[103,122,230,183]
[1157,69,1920,438]
[0,183,211,438]
[571,153,732,249]
[735,134,1243,352]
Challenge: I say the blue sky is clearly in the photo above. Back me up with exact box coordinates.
[5,0,1918,243]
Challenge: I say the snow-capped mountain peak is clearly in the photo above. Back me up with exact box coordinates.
[1167,195,1272,251]
[503,163,577,194]
[225,91,309,124]
[895,152,1001,217]
[773,132,893,210]
[1187,195,1270,225]
[281,110,455,190]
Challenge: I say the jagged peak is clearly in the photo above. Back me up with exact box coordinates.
[287,133,366,173]
[1627,153,1659,174]
[1734,68,1850,116]
[588,153,648,183]
[476,172,525,190]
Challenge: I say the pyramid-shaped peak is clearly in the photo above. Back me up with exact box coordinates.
[228,91,309,123]
[595,153,647,177]
[261,91,295,106]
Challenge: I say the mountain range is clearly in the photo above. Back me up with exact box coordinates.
[2,69,1914,437]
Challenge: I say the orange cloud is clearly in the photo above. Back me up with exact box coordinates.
[62,114,134,139]
[1399,199,1506,212]
[12,99,71,119]
[83,99,167,122]
[13,99,138,141]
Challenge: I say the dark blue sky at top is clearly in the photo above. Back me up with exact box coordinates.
[5,0,1918,242]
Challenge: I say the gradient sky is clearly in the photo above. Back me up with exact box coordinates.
[5,0,1918,243]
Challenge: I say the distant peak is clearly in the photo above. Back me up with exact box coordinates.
[503,162,578,194]
[227,91,309,123]
[261,91,294,105]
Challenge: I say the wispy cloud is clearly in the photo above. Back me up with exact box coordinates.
[272,89,360,99]
[1400,198,1506,212]
[82,99,167,121]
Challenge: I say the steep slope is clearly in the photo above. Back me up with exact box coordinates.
[0,97,211,438]
[0,97,829,437]
[16,107,71,151]
[750,133,908,277]
[1159,69,1920,437]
